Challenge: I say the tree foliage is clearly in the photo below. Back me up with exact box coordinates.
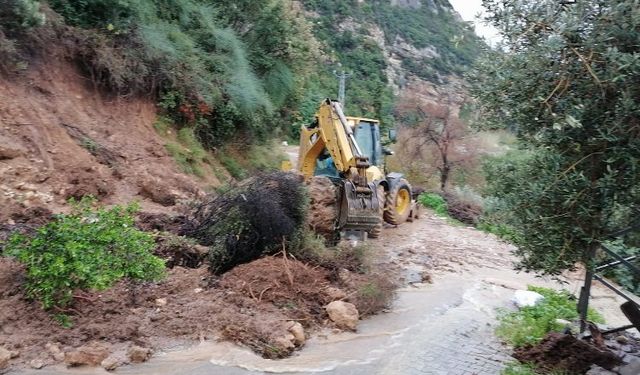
[473,0,640,275]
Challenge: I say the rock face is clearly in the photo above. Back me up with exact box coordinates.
[326,301,359,331]
[64,343,110,367]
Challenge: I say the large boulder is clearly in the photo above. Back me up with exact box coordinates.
[326,301,359,331]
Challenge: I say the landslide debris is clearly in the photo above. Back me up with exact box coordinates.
[183,171,307,274]
[306,176,338,241]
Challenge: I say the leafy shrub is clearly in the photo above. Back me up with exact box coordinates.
[477,221,519,242]
[418,192,448,216]
[601,240,640,295]
[496,286,603,348]
[3,197,165,310]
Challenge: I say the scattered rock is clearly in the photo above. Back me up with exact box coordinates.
[0,347,12,369]
[127,346,152,363]
[194,288,203,294]
[286,321,306,346]
[326,301,359,331]
[45,342,64,362]
[0,146,23,160]
[155,298,167,307]
[616,335,630,344]
[100,355,123,371]
[512,290,545,308]
[273,334,296,351]
[139,179,176,206]
[420,272,433,284]
[29,359,44,369]
[64,343,110,367]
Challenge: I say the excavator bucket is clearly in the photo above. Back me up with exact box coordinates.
[336,180,381,239]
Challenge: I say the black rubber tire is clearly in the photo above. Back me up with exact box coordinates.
[368,184,385,239]
[383,178,412,225]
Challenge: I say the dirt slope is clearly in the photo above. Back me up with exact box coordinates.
[0,60,208,222]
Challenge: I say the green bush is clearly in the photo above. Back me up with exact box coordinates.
[219,153,247,180]
[418,192,448,216]
[496,286,603,348]
[3,197,165,311]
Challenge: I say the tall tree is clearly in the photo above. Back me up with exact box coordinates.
[473,0,640,275]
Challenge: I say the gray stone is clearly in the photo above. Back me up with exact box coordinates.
[29,359,45,369]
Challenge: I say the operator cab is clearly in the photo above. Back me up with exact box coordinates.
[350,117,383,168]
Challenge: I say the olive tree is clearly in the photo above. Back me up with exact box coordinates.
[472,0,640,275]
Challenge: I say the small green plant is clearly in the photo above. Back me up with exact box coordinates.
[496,286,604,348]
[4,197,165,312]
[418,192,448,216]
[80,137,98,153]
[153,116,172,135]
[501,361,571,375]
[219,153,247,180]
[477,221,519,242]
[165,142,204,177]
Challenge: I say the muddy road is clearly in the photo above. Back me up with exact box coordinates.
[16,214,634,375]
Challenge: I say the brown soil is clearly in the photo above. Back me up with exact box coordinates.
[0,251,390,371]
[513,332,622,374]
[0,58,208,223]
[306,176,338,241]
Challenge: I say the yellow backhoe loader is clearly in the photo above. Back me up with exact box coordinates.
[295,99,417,239]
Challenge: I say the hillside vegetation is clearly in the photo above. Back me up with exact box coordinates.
[1,0,483,142]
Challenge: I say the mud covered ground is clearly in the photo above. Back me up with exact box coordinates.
[0,247,391,372]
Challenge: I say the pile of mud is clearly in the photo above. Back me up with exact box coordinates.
[306,176,338,241]
[514,332,622,374]
[0,251,387,371]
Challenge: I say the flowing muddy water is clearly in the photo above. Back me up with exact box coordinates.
[16,216,635,375]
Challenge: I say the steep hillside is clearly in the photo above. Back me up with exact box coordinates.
[0,60,206,222]
[0,0,484,221]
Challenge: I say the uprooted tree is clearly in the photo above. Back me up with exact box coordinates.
[472,0,640,275]
[182,172,309,274]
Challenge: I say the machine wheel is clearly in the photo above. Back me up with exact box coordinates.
[368,185,385,239]
[383,178,412,225]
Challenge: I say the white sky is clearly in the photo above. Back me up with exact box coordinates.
[448,0,501,46]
